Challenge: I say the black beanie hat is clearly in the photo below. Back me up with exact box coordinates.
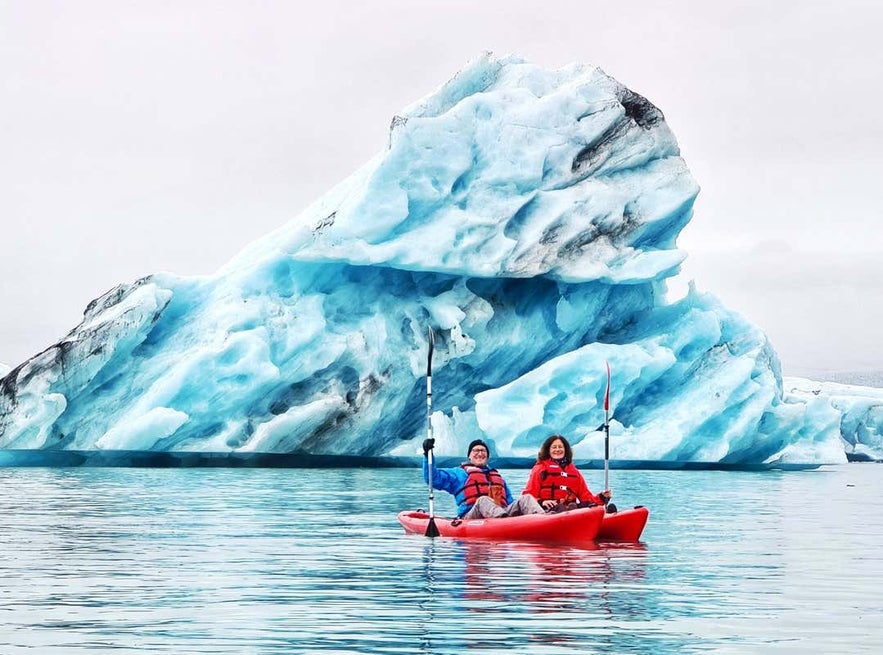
[467,439,489,456]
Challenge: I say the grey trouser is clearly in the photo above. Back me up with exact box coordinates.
[462,494,544,519]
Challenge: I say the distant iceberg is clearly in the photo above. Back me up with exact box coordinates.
[0,54,877,465]
[784,378,882,461]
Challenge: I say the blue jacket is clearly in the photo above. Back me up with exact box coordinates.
[423,457,515,516]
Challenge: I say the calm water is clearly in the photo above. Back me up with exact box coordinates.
[0,464,880,654]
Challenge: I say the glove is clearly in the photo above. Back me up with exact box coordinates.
[598,491,610,504]
[422,438,435,456]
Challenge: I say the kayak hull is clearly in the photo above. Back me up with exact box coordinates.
[398,505,649,543]
[597,506,649,541]
[397,505,605,543]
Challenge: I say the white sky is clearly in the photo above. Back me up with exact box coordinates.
[1,0,881,378]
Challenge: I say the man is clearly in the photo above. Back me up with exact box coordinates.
[422,437,544,519]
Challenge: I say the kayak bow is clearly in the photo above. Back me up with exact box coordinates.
[596,506,649,541]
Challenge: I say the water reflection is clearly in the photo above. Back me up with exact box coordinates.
[458,540,647,609]
[416,537,652,653]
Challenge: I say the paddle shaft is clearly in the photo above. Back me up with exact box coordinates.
[604,360,611,491]
[424,328,439,537]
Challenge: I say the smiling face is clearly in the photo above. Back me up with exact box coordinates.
[468,444,489,466]
[549,438,566,460]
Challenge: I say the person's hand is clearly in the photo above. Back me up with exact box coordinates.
[422,438,435,456]
[598,489,613,503]
[541,499,558,510]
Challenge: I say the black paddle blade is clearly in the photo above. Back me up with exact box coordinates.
[425,516,440,538]
[427,327,435,375]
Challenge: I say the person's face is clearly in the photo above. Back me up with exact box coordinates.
[549,439,566,459]
[468,444,489,466]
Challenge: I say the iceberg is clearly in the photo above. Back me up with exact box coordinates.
[0,54,875,466]
[784,378,883,462]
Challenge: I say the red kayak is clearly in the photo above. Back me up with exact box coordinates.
[398,504,649,543]
[397,505,605,543]
[597,506,649,541]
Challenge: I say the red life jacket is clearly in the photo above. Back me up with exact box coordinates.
[536,460,581,503]
[458,465,507,507]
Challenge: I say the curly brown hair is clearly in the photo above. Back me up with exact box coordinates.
[537,434,573,463]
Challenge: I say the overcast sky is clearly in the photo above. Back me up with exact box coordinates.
[1,1,881,377]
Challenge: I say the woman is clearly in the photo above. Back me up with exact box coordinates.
[523,434,612,511]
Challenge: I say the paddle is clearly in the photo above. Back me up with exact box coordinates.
[604,360,611,493]
[424,327,440,537]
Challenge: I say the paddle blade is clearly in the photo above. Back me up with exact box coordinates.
[427,327,435,376]
[604,360,611,411]
[425,516,440,538]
